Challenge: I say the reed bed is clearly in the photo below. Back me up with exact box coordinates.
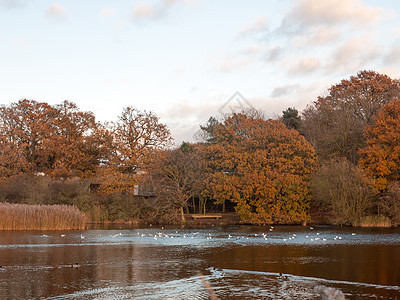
[357,215,392,227]
[0,203,86,230]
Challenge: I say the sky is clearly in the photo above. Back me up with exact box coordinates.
[1,0,400,145]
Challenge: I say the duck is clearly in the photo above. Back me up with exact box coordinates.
[72,263,80,268]
[278,273,290,281]
[206,266,222,272]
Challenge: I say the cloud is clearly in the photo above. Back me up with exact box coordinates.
[325,36,380,73]
[100,7,116,17]
[133,2,156,19]
[280,0,385,34]
[170,67,185,78]
[218,58,250,72]
[384,45,400,66]
[0,0,26,9]
[288,57,320,75]
[271,84,299,98]
[290,27,341,48]
[45,3,66,20]
[131,0,193,22]
[239,16,268,36]
[12,36,33,51]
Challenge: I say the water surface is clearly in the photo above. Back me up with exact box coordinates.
[0,225,399,299]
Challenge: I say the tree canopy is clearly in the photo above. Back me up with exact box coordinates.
[204,112,317,224]
[359,98,400,191]
[302,70,400,164]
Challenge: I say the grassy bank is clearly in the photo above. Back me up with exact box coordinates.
[0,203,86,230]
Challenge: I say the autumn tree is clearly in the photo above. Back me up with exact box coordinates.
[48,101,105,178]
[98,107,172,195]
[311,158,376,225]
[359,99,400,191]
[0,99,104,179]
[148,142,206,222]
[0,99,55,178]
[204,112,317,224]
[302,70,400,164]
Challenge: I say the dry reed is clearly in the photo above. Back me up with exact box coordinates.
[357,215,392,227]
[0,203,86,230]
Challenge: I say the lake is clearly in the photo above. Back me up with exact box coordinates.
[0,225,399,299]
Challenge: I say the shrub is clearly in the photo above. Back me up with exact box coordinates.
[311,158,377,225]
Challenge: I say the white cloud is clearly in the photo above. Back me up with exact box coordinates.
[45,3,66,20]
[218,58,250,72]
[131,0,193,22]
[325,36,380,73]
[100,7,116,17]
[384,45,400,66]
[288,57,321,75]
[170,67,185,78]
[12,36,33,51]
[0,0,26,9]
[239,16,268,36]
[133,2,156,20]
[280,0,385,34]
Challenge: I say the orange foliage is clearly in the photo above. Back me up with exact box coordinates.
[0,100,104,179]
[96,107,172,195]
[302,70,400,163]
[359,99,400,191]
[204,113,317,224]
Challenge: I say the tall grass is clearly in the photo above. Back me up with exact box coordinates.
[0,203,86,230]
[356,215,392,227]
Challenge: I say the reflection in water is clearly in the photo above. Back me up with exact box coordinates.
[0,226,399,299]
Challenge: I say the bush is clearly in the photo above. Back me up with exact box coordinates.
[311,158,377,225]
[379,181,400,226]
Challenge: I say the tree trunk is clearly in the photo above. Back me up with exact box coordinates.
[181,206,185,223]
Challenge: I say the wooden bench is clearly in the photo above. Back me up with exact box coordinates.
[191,214,222,220]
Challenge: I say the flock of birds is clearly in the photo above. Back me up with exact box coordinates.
[37,226,357,244]
[0,226,358,273]
[105,226,357,244]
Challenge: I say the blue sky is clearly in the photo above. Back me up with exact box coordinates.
[1,0,400,145]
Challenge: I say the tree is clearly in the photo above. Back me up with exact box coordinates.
[148,142,206,222]
[0,99,104,179]
[204,112,317,224]
[282,107,301,131]
[311,158,376,225]
[359,99,400,191]
[0,99,55,177]
[302,70,400,164]
[197,116,220,143]
[98,107,172,195]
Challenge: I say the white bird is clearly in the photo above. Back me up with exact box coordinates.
[81,235,85,239]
